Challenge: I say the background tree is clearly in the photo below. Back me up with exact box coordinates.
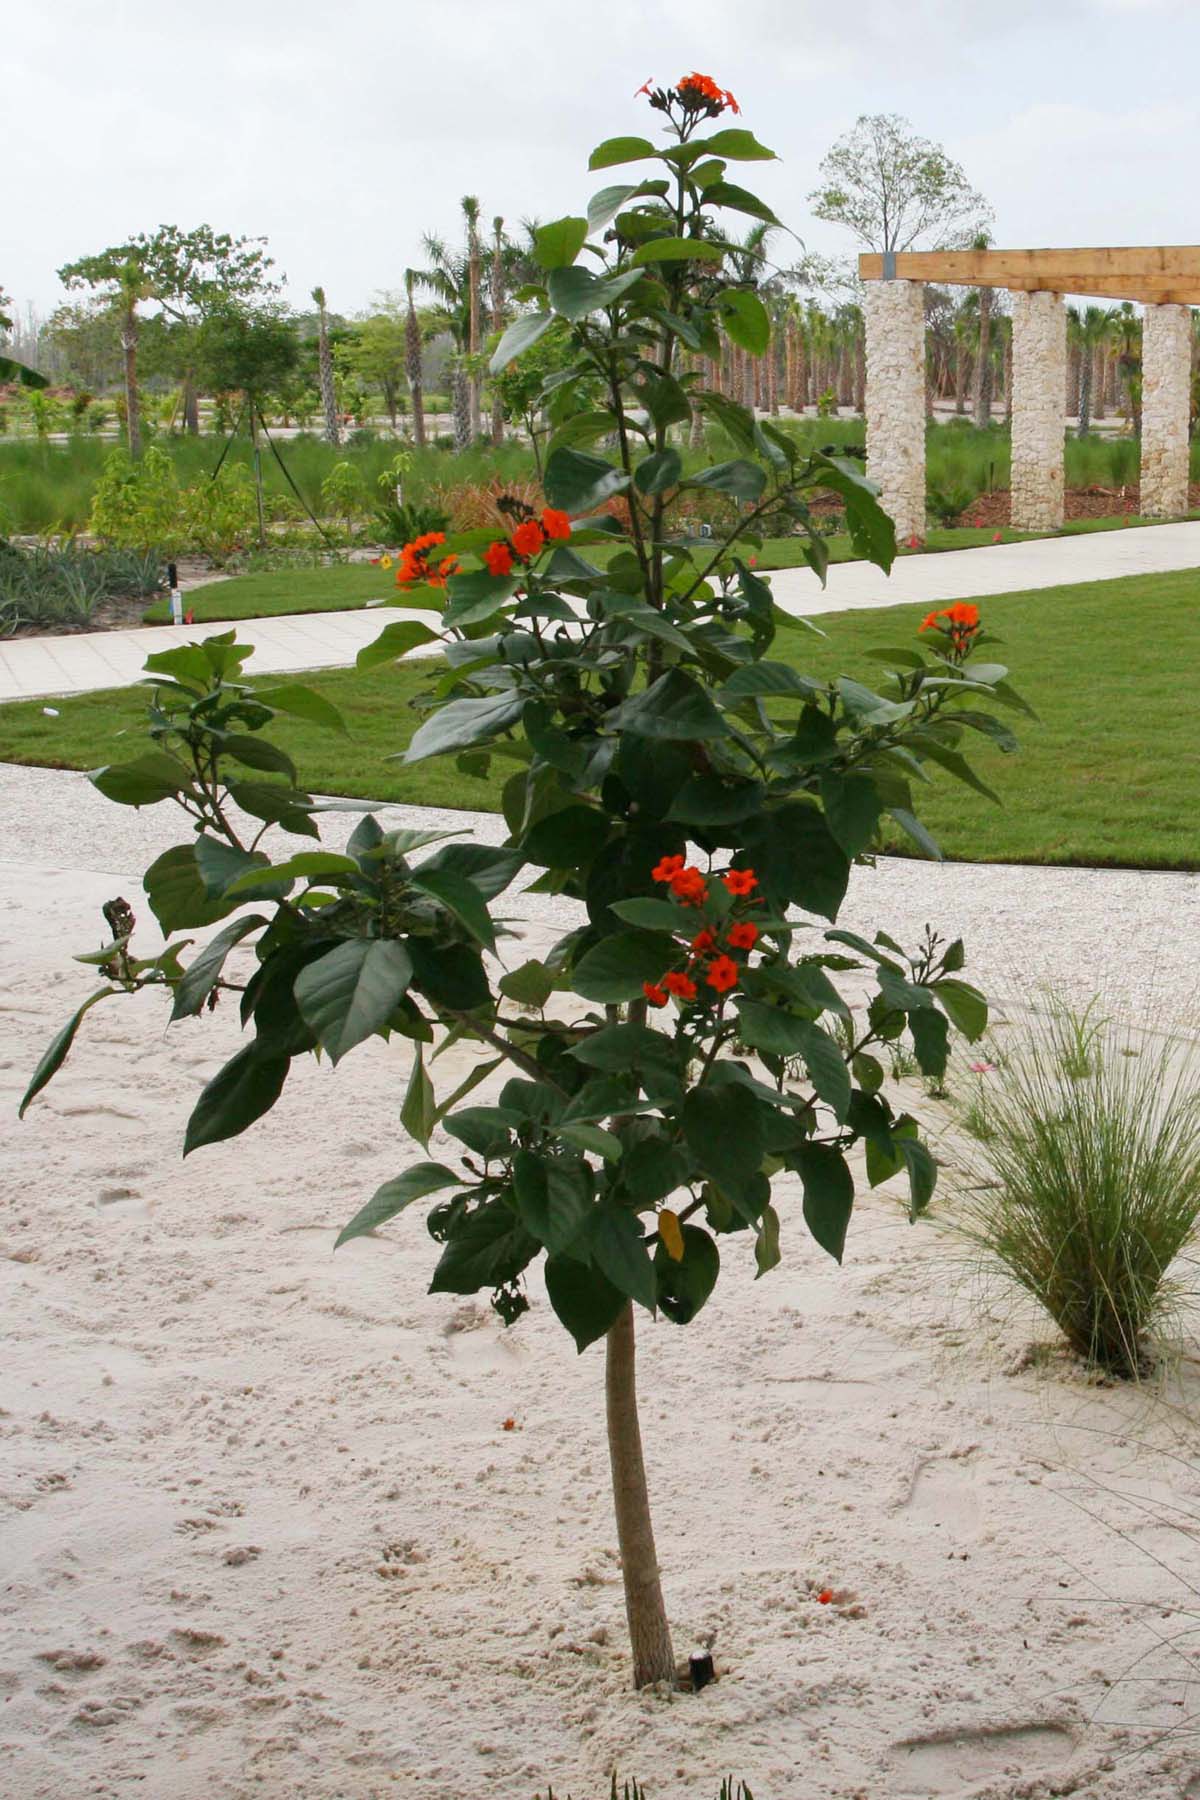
[809,114,992,254]
[403,270,427,448]
[41,299,123,392]
[464,196,483,439]
[339,307,408,428]
[194,303,300,540]
[312,286,341,446]
[0,284,49,389]
[489,216,507,446]
[59,252,148,452]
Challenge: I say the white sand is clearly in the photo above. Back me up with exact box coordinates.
[2,764,1199,1800]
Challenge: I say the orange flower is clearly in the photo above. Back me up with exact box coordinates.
[652,853,686,884]
[663,970,697,1000]
[396,530,456,588]
[541,507,571,540]
[727,921,758,950]
[484,540,514,576]
[511,520,545,559]
[670,867,708,905]
[679,71,722,101]
[635,77,655,97]
[943,601,979,630]
[722,868,757,897]
[705,954,739,994]
[643,981,669,1008]
[690,928,716,955]
[918,609,942,634]
[430,554,460,588]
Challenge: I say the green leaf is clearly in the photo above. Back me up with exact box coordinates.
[909,1007,950,1079]
[443,569,520,629]
[588,135,656,170]
[184,1042,290,1155]
[356,619,439,671]
[794,1143,854,1262]
[429,1199,539,1295]
[686,458,767,502]
[721,662,822,700]
[719,290,771,355]
[254,683,347,734]
[544,1256,625,1352]
[335,1161,461,1249]
[546,266,645,323]
[223,850,357,898]
[401,1042,437,1149]
[404,693,525,764]
[607,897,687,933]
[194,835,287,903]
[410,866,496,952]
[631,236,725,267]
[654,1225,720,1323]
[703,182,781,226]
[543,447,631,514]
[498,959,556,1009]
[694,128,777,161]
[522,804,610,870]
[820,771,885,858]
[910,737,1001,803]
[294,939,414,1064]
[513,1150,591,1255]
[227,780,319,840]
[899,1137,938,1218]
[170,914,265,1021]
[587,183,641,230]
[490,311,555,373]
[666,775,764,827]
[615,668,730,741]
[19,991,110,1117]
[754,1204,781,1278]
[888,807,943,861]
[933,978,988,1042]
[90,751,193,808]
[682,1085,765,1210]
[417,842,524,901]
[534,215,589,269]
[144,843,234,933]
[571,932,674,1003]
[740,802,850,924]
[588,1205,657,1310]
[408,939,489,1012]
[634,448,682,495]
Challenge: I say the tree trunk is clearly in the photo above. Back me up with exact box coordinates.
[468,230,482,441]
[182,373,200,435]
[973,288,994,428]
[406,298,426,448]
[318,302,340,447]
[606,1303,677,1690]
[452,358,471,450]
[249,403,266,547]
[1092,346,1106,422]
[954,340,968,413]
[1078,351,1093,437]
[122,306,141,458]
[490,227,506,448]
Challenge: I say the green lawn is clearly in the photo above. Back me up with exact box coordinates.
[142,514,1188,626]
[7,565,1200,869]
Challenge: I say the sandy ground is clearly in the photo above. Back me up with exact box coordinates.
[2,765,1200,1800]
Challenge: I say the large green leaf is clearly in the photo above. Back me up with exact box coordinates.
[194,835,288,902]
[794,1143,855,1262]
[544,1257,626,1352]
[654,1225,720,1323]
[143,844,235,932]
[719,290,771,355]
[19,991,110,1117]
[183,1042,291,1155]
[534,215,589,269]
[443,570,520,629]
[634,448,683,495]
[417,841,524,900]
[546,266,646,323]
[587,1204,657,1310]
[255,684,347,734]
[490,311,555,373]
[615,668,730,741]
[686,459,767,502]
[741,803,849,923]
[403,693,525,764]
[703,182,781,226]
[335,1162,461,1249]
[588,135,656,170]
[401,1041,437,1148]
[630,236,725,267]
[694,128,777,161]
[410,867,496,952]
[356,619,440,671]
[512,1150,591,1255]
[682,1085,765,1209]
[522,804,611,870]
[90,752,194,809]
[571,932,673,1003]
[294,938,414,1063]
[820,771,885,859]
[933,978,988,1042]
[170,914,266,1021]
[543,447,631,513]
[428,1199,539,1295]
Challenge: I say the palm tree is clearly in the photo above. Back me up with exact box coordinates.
[489,216,506,447]
[403,269,426,448]
[419,233,472,450]
[463,196,483,440]
[1070,306,1110,437]
[312,286,340,447]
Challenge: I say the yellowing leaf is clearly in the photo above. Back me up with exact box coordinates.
[658,1208,685,1262]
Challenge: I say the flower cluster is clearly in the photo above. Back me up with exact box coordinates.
[919,600,980,659]
[643,856,760,1007]
[636,73,739,116]
[395,530,460,590]
[483,507,571,578]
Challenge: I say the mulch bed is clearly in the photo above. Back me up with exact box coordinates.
[951,484,1200,528]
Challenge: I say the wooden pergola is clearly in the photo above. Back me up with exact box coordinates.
[856,246,1198,538]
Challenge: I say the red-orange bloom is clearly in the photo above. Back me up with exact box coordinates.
[484,540,514,576]
[511,520,545,559]
[541,507,571,541]
[643,981,669,1008]
[396,530,459,589]
[943,601,980,630]
[663,970,698,1000]
[727,921,758,950]
[635,76,655,97]
[705,954,739,994]
[690,928,716,955]
[918,609,942,634]
[722,868,758,897]
[670,867,708,905]
[652,853,686,884]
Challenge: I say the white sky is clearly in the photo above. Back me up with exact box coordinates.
[8,0,1199,319]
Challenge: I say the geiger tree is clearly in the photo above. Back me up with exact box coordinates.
[23,77,1028,1689]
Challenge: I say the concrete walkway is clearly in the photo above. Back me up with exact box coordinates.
[3,521,1199,703]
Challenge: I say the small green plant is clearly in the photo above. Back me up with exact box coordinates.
[89,445,184,552]
[925,482,978,528]
[0,541,162,633]
[955,1006,1200,1375]
[319,459,371,538]
[374,496,449,546]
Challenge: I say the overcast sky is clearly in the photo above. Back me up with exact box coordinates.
[8,0,1199,321]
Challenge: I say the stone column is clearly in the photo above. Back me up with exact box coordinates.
[864,279,926,543]
[1140,304,1191,518]
[1010,290,1066,531]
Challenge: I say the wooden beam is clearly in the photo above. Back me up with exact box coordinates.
[858,247,1200,304]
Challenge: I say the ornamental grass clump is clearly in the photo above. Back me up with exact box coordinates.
[955,1008,1200,1376]
[21,76,1028,1691]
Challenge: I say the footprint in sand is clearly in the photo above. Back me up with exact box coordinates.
[891,1722,1074,1795]
[901,1455,984,1539]
[442,1303,524,1375]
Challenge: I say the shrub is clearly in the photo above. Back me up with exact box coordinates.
[89,445,184,552]
[954,1005,1200,1375]
[433,476,543,530]
[926,482,978,528]
[0,541,162,634]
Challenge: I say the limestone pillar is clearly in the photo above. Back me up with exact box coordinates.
[1140,304,1191,518]
[864,279,926,543]
[1010,290,1066,531]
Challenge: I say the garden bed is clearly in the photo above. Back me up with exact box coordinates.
[953,483,1200,528]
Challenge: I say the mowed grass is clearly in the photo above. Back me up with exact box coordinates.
[139,518,1169,626]
[5,565,1200,868]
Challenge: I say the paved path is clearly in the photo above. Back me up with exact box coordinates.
[3,521,1199,703]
